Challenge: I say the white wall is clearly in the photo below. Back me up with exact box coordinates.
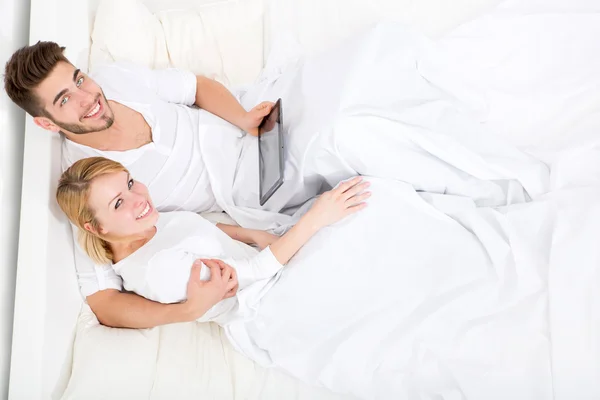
[0,0,30,397]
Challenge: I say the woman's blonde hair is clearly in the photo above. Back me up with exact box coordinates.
[56,157,128,264]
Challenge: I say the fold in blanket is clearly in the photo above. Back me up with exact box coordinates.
[196,23,550,234]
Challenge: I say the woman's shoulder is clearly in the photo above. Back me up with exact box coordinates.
[156,211,217,236]
[158,211,202,225]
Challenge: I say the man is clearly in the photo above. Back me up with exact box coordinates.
[4,41,273,328]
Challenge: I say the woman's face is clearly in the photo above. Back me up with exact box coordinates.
[86,171,158,240]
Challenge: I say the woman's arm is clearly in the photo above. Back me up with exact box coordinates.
[270,177,370,265]
[216,224,278,250]
[87,290,197,328]
[87,260,238,328]
[194,76,273,135]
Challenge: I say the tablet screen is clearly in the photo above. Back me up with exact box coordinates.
[258,99,284,205]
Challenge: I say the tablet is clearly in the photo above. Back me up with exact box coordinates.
[258,98,284,206]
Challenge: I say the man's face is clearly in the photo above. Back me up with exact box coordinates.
[33,61,114,135]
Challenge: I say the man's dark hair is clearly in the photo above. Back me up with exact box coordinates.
[4,41,70,117]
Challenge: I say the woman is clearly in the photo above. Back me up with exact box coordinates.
[56,156,370,325]
[57,157,557,399]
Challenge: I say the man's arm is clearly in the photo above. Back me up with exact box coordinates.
[194,76,273,136]
[87,261,238,329]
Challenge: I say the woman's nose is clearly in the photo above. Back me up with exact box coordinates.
[130,192,146,208]
[134,195,146,208]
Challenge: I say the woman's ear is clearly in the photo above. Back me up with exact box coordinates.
[83,222,97,235]
[84,222,108,236]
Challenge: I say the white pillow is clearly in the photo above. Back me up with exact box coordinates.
[90,0,265,86]
[60,307,160,399]
[59,307,349,399]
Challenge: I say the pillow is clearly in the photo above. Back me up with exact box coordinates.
[60,307,160,399]
[59,307,349,399]
[90,0,265,87]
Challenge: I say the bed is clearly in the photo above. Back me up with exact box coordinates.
[8,0,600,398]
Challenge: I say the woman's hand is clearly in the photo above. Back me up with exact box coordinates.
[305,177,370,230]
[267,177,370,266]
[241,101,275,136]
[251,230,279,250]
[183,259,238,319]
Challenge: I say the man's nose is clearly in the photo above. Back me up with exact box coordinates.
[78,90,96,108]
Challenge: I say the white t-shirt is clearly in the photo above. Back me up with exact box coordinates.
[61,62,229,297]
[113,212,283,326]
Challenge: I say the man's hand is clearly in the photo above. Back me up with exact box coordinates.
[241,101,275,136]
[183,259,239,320]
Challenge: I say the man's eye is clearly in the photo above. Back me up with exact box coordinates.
[76,76,84,87]
[128,179,134,190]
[115,199,123,209]
[61,96,69,106]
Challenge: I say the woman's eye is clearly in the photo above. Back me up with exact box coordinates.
[128,179,134,190]
[115,199,123,209]
[76,77,84,87]
[61,96,69,106]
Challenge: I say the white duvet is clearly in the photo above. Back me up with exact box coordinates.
[225,182,600,400]
[188,13,600,400]
[199,23,551,232]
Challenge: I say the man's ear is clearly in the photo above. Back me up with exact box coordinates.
[33,116,61,133]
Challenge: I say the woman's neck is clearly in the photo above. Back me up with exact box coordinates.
[110,226,157,264]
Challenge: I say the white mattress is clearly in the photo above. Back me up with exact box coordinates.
[10,0,599,398]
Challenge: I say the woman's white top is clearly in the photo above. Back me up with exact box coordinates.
[112,212,283,325]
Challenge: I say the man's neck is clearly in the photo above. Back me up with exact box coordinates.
[67,121,123,151]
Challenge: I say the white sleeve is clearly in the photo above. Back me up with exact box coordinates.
[141,67,197,105]
[127,62,197,105]
[71,225,123,298]
[220,246,282,289]
[93,62,197,105]
[145,246,283,304]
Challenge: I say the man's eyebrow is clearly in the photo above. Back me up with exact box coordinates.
[53,89,68,105]
[52,69,82,106]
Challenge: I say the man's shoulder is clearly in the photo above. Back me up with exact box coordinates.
[90,62,155,99]
[61,138,102,172]
[90,61,147,79]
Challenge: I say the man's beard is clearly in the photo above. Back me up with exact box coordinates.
[48,92,115,135]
